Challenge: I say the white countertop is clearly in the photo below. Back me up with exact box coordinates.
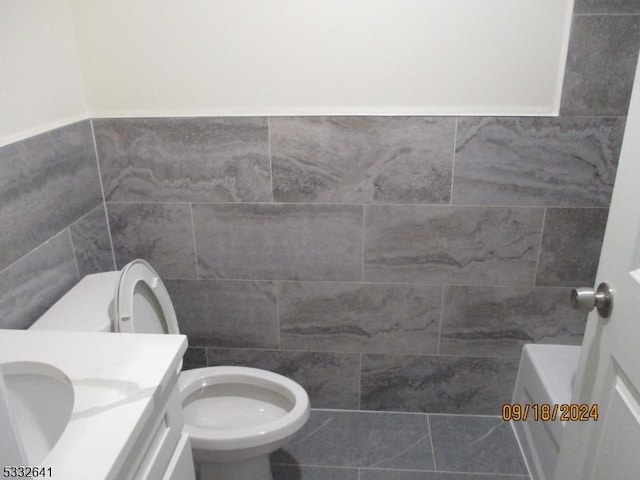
[0,329,187,480]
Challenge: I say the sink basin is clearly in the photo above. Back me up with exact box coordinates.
[1,362,74,464]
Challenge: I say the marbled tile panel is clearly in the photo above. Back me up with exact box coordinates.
[361,471,529,480]
[207,348,359,409]
[0,231,78,329]
[182,347,207,371]
[452,117,624,207]
[271,410,434,470]
[192,204,362,281]
[364,206,543,285]
[574,0,640,13]
[271,465,359,480]
[360,354,519,415]
[94,117,271,202]
[164,280,278,349]
[536,208,609,287]
[69,205,115,278]
[107,203,197,279]
[440,286,587,357]
[429,415,528,475]
[270,116,455,204]
[561,15,640,116]
[0,120,102,270]
[278,282,441,354]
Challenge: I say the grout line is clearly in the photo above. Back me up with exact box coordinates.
[532,207,547,286]
[361,205,366,282]
[356,467,528,477]
[67,203,103,227]
[308,407,506,418]
[189,203,200,279]
[0,227,83,277]
[206,344,522,359]
[271,464,527,478]
[0,199,111,278]
[358,353,363,410]
[204,346,210,367]
[426,414,438,471]
[165,276,577,290]
[267,117,275,202]
[275,281,281,349]
[101,200,609,210]
[436,286,446,355]
[509,421,535,480]
[573,12,640,17]
[449,118,458,205]
[66,228,81,281]
[90,118,117,270]
[85,113,625,120]
[271,463,362,473]
[100,203,117,270]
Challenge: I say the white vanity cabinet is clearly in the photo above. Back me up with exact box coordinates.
[0,330,197,480]
[120,379,196,480]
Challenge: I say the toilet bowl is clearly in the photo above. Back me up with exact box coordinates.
[511,344,581,480]
[30,259,310,480]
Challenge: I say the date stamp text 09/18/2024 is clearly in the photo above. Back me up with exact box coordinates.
[502,403,599,422]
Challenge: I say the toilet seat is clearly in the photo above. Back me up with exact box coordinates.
[115,259,179,335]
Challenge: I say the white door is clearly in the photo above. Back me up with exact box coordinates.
[553,61,640,478]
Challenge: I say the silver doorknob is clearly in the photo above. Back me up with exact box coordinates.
[571,282,613,318]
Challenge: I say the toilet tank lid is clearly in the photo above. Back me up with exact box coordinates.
[30,272,120,332]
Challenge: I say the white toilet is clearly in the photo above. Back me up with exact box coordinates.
[30,259,310,480]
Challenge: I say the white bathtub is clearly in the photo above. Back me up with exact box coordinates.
[511,344,582,480]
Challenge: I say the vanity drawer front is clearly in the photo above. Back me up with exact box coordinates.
[162,433,195,480]
[133,385,185,480]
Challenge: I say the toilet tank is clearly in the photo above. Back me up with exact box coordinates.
[30,272,120,332]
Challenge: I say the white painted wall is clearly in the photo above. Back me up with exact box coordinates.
[0,0,88,146]
[0,0,573,145]
[71,0,573,118]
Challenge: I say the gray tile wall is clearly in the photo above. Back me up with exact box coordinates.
[97,3,640,410]
[96,111,623,413]
[0,120,115,329]
[3,2,638,417]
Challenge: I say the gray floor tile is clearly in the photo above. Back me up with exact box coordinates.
[271,410,434,470]
[429,415,528,475]
[271,465,359,480]
[440,286,586,357]
[361,470,528,480]
[95,117,271,202]
[165,279,278,348]
[207,349,360,409]
[278,282,441,355]
[271,116,454,204]
[361,355,519,415]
